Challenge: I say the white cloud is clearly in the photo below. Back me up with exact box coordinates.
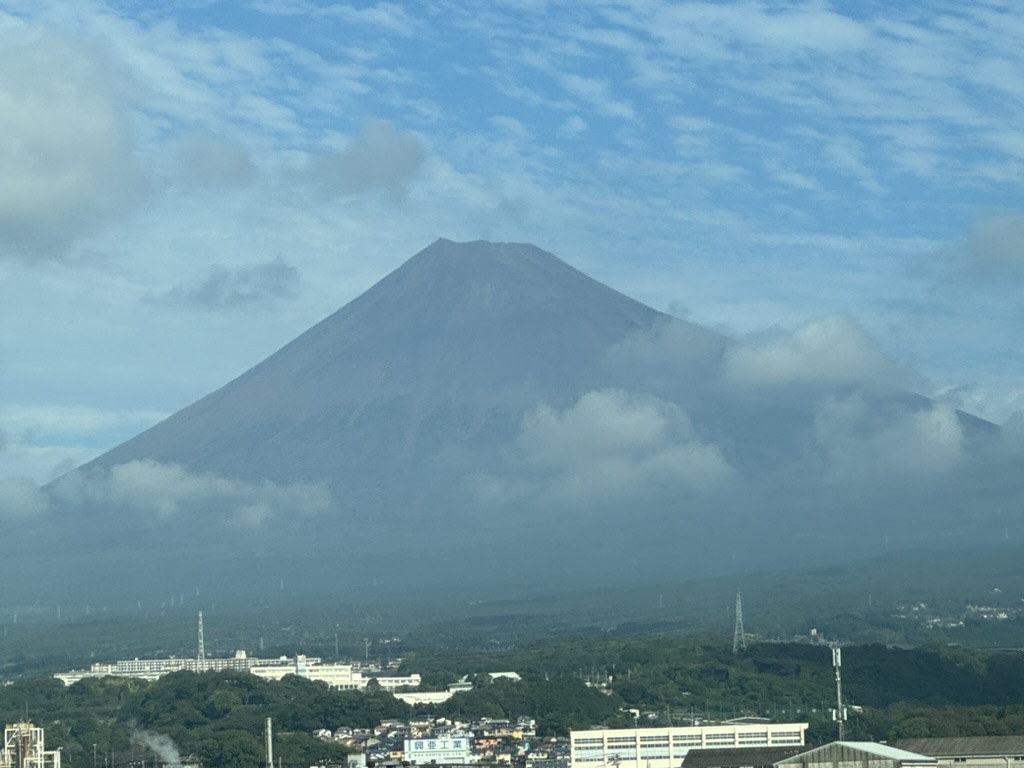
[51,460,331,529]
[721,315,900,392]
[503,390,733,506]
[822,135,884,194]
[174,133,254,188]
[0,28,141,257]
[154,257,300,310]
[604,320,725,398]
[0,405,166,437]
[558,115,588,137]
[0,476,50,519]
[252,1,419,36]
[0,405,170,485]
[303,119,427,200]
[813,394,966,482]
[965,212,1024,276]
[559,73,637,121]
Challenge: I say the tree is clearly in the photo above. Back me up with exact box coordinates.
[196,730,262,768]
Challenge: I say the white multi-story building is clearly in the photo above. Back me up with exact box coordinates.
[249,655,421,691]
[250,656,364,688]
[570,723,808,768]
[395,691,456,705]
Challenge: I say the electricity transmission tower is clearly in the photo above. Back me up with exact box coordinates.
[732,589,746,654]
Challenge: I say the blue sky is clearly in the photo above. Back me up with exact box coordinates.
[1,0,1023,491]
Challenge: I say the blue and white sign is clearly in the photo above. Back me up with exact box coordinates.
[404,738,472,764]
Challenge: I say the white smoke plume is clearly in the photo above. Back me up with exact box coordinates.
[133,731,183,767]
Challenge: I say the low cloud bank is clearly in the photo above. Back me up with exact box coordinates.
[0,476,50,519]
[51,459,330,529]
[470,314,1013,538]
[721,314,905,393]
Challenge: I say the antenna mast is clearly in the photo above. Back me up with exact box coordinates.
[732,589,746,654]
[197,611,206,672]
[832,644,846,739]
[265,717,274,768]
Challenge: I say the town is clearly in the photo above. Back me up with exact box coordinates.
[33,611,1024,768]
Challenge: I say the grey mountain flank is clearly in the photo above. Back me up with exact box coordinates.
[87,239,685,486]
[40,239,1022,596]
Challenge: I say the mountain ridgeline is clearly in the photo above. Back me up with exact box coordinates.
[27,239,1023,603]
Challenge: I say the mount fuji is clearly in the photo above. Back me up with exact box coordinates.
[29,239,1020,601]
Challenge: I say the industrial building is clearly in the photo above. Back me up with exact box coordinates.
[569,722,808,768]
[776,742,936,768]
[0,723,61,768]
[681,746,806,768]
[891,737,1024,768]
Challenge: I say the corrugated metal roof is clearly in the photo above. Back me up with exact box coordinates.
[682,746,805,768]
[892,737,1024,757]
[777,742,937,765]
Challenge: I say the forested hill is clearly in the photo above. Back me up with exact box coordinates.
[398,634,1024,712]
[7,637,1024,768]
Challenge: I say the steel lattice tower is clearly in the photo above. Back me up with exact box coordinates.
[732,589,746,654]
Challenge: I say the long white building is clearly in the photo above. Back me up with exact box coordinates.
[52,650,284,684]
[54,651,421,692]
[570,723,808,768]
